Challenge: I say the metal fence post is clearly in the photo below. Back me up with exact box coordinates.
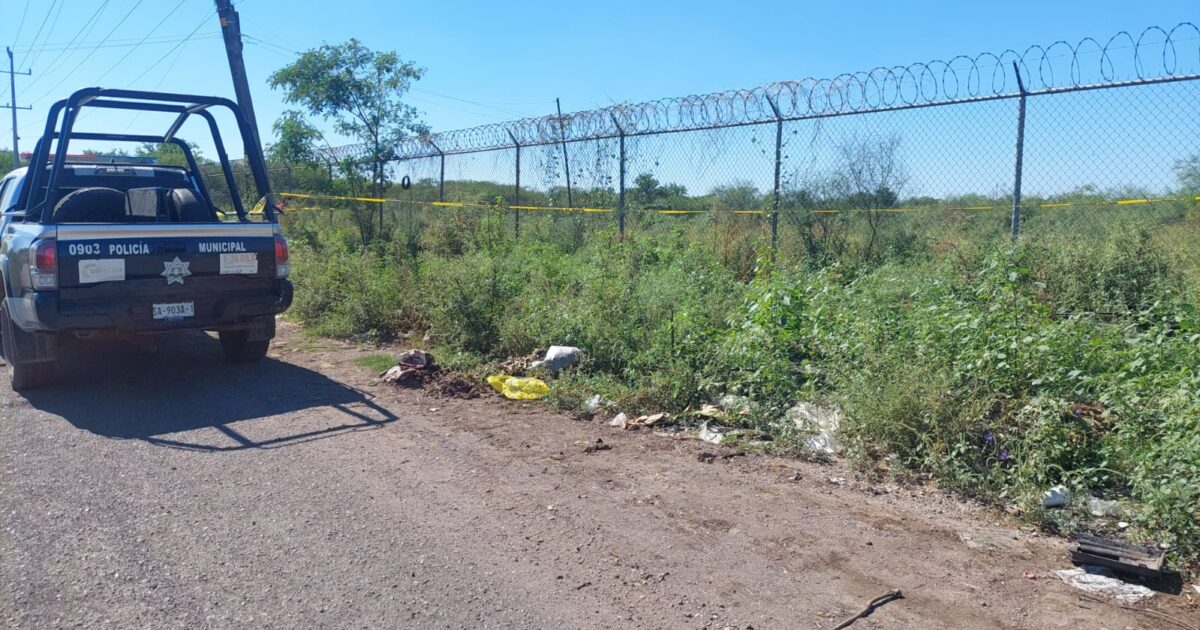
[766,95,783,249]
[1010,62,1028,242]
[507,129,521,239]
[556,98,573,208]
[610,113,626,240]
[430,140,445,202]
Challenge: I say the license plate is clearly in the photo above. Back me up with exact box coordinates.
[152,302,195,320]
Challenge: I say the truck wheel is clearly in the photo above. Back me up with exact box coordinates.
[0,299,55,391]
[219,329,269,363]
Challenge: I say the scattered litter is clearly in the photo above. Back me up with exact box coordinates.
[828,476,846,485]
[1023,571,1037,580]
[529,346,582,374]
[379,349,439,387]
[486,375,550,400]
[698,451,717,464]
[1087,496,1122,517]
[717,394,753,415]
[583,439,611,454]
[788,471,803,482]
[609,412,668,430]
[1069,533,1165,579]
[1042,485,1071,508]
[582,394,608,414]
[1117,521,1129,530]
[396,349,435,369]
[651,426,691,439]
[499,349,541,375]
[699,421,727,444]
[785,402,843,454]
[697,403,724,417]
[1193,583,1199,595]
[1054,566,1155,604]
[428,407,440,412]
[627,412,668,429]
[697,421,766,445]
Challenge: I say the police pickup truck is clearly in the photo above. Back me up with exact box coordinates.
[0,88,292,390]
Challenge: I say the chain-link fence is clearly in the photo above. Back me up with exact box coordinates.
[270,24,1200,273]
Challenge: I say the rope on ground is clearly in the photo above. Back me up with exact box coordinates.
[832,590,904,630]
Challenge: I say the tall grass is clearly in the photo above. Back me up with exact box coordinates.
[283,202,1200,566]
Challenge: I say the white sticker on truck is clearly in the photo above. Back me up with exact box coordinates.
[220,252,258,275]
[78,259,126,284]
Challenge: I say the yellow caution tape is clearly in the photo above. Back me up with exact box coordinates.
[278,191,388,203]
[278,191,1200,218]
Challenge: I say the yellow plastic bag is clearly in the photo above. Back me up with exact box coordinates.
[487,374,550,400]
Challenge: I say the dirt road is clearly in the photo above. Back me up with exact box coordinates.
[1,323,1192,629]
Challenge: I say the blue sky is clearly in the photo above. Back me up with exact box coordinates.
[1,0,1198,197]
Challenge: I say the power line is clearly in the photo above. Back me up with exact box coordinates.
[237,17,302,52]
[23,0,66,72]
[10,33,219,55]
[413,87,549,109]
[403,93,528,122]
[20,1,111,95]
[409,88,543,117]
[17,0,62,68]
[124,12,211,87]
[82,0,188,87]
[8,31,226,54]
[241,34,295,58]
[119,7,216,133]
[240,37,543,118]
[18,0,147,103]
[19,0,188,133]
[11,1,33,51]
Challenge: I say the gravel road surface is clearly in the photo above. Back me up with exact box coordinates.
[1,324,1192,628]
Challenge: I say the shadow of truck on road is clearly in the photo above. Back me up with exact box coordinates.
[18,332,396,451]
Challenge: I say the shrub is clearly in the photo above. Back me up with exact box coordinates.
[286,211,1200,566]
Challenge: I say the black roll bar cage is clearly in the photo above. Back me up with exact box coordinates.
[23,87,275,223]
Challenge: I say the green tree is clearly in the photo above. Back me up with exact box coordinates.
[269,110,326,165]
[631,173,688,209]
[136,141,200,167]
[832,134,907,260]
[1176,154,1200,192]
[268,39,428,200]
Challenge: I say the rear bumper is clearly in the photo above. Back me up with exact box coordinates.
[16,280,293,334]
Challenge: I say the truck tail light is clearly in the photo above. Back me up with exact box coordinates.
[274,234,289,279]
[31,239,58,290]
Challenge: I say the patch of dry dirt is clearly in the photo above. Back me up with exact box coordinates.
[1,321,1194,629]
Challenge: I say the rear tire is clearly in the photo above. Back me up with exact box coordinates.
[1,299,56,391]
[219,329,269,363]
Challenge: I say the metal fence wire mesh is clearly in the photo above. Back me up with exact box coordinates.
[264,24,1200,274]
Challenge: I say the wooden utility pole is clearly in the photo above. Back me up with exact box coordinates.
[213,0,263,155]
[3,47,32,168]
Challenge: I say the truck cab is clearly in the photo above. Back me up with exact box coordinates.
[0,88,293,391]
